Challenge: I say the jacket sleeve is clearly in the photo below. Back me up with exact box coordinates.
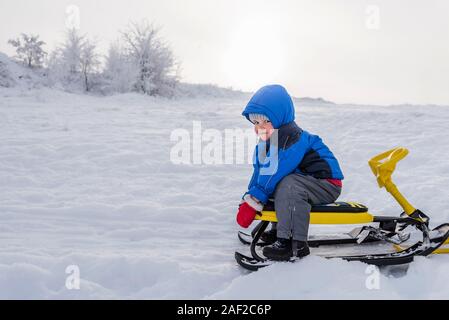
[248,146,259,189]
[247,137,309,204]
[247,169,258,191]
[242,147,260,201]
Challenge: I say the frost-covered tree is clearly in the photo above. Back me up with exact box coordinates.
[8,33,47,68]
[121,21,179,96]
[48,28,84,87]
[80,39,100,92]
[103,42,138,93]
[49,28,100,91]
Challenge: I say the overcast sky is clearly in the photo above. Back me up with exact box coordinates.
[0,0,448,105]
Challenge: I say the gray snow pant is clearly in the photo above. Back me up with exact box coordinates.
[272,173,342,241]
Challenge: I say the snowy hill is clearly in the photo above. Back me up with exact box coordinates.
[295,96,335,106]
[0,52,336,104]
[0,52,46,89]
[1,68,449,299]
[0,52,247,99]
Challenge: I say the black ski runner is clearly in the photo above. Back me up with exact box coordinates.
[238,230,383,247]
[235,223,449,271]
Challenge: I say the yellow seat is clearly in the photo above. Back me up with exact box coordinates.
[255,201,374,224]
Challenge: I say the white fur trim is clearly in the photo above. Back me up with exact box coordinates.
[248,113,270,123]
[244,194,264,211]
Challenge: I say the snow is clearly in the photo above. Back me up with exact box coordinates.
[0,52,45,89]
[1,83,449,299]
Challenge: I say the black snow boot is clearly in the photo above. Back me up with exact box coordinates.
[262,238,293,261]
[260,228,277,244]
[292,240,310,258]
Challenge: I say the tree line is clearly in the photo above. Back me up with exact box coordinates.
[7,20,179,97]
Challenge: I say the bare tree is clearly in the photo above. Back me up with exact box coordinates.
[121,20,179,96]
[48,28,100,91]
[48,28,84,86]
[103,42,138,93]
[62,28,84,77]
[80,39,100,92]
[8,33,47,68]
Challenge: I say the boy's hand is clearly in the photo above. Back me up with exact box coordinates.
[236,194,264,228]
[236,202,258,228]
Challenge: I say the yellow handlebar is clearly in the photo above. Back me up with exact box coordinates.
[368,147,409,188]
[368,147,416,216]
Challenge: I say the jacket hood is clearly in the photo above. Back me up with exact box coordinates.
[242,85,295,129]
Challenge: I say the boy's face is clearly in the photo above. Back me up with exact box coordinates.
[253,119,274,141]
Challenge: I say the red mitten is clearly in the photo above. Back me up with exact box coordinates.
[236,202,258,228]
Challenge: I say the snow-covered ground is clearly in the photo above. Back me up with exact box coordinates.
[1,85,449,299]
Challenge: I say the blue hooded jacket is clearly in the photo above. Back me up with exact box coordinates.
[242,85,344,204]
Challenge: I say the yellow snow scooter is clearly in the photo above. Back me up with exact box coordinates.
[236,147,449,271]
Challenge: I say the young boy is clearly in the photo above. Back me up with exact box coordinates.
[236,84,343,261]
